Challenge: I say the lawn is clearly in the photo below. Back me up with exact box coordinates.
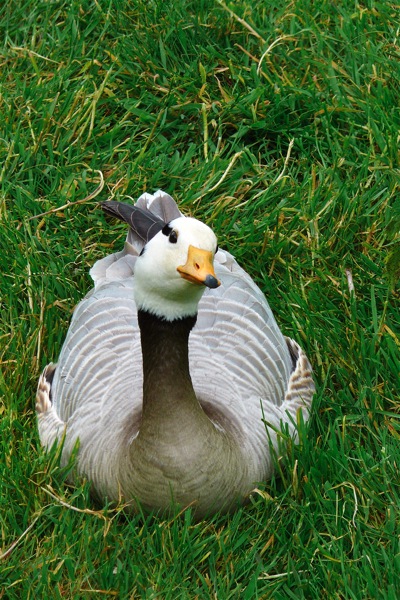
[0,0,399,598]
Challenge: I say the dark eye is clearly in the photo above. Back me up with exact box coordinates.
[169,230,178,244]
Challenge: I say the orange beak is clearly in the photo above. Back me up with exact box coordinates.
[177,245,220,289]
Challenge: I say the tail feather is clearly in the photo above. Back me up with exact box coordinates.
[36,363,65,449]
[283,337,315,412]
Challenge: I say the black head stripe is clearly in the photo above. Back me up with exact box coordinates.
[162,223,173,236]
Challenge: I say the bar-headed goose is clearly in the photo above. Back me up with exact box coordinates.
[36,190,314,517]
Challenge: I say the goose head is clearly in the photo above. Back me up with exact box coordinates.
[134,216,220,321]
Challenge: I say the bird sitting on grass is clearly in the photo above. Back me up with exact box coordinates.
[36,190,314,517]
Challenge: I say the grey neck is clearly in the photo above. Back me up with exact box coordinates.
[137,310,209,432]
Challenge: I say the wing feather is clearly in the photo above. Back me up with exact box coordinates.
[101,201,166,243]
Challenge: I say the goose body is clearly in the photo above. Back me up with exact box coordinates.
[37,190,314,517]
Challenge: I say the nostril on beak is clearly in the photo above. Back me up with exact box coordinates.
[195,263,200,270]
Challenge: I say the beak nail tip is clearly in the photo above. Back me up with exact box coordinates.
[204,275,220,289]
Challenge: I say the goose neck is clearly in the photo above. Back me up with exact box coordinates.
[137,310,202,422]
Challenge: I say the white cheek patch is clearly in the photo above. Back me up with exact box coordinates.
[133,216,218,321]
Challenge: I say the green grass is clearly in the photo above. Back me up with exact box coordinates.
[1,0,399,597]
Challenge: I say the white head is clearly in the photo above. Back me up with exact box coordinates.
[133,216,220,321]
